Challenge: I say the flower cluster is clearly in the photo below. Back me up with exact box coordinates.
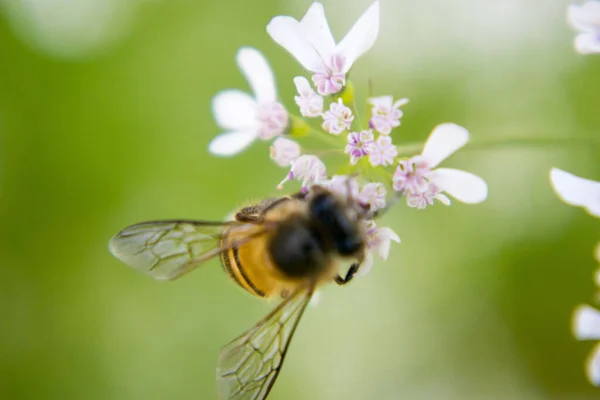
[550,168,600,385]
[209,1,488,276]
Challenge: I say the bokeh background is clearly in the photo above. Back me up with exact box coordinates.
[1,0,599,399]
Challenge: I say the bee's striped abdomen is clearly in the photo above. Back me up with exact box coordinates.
[220,245,266,298]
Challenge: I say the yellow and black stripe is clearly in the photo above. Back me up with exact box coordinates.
[220,244,267,298]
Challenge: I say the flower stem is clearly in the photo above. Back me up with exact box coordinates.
[397,135,600,157]
[309,128,344,149]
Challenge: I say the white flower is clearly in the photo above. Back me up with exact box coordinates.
[358,182,387,212]
[406,182,450,209]
[270,137,301,167]
[278,155,327,190]
[574,305,600,341]
[358,220,400,276]
[550,168,600,217]
[393,123,488,207]
[322,98,354,135]
[573,305,600,385]
[369,96,408,135]
[294,76,324,117]
[369,135,397,167]
[568,1,600,54]
[345,130,376,165]
[267,1,380,95]
[209,47,288,156]
[586,344,600,386]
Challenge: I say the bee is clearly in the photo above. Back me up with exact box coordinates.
[109,183,372,399]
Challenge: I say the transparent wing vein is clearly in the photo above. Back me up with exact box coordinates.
[109,220,257,280]
[217,287,313,400]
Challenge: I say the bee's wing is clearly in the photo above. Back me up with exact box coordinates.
[109,220,264,281]
[217,286,314,400]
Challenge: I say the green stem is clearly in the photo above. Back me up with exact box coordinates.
[351,98,363,131]
[309,128,344,149]
[397,135,600,157]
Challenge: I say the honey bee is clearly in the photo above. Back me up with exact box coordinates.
[109,183,372,399]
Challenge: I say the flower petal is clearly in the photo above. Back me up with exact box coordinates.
[368,95,392,108]
[236,47,277,104]
[374,227,401,260]
[568,3,600,34]
[212,90,258,130]
[300,2,336,60]
[428,168,488,204]
[550,168,600,217]
[293,76,312,94]
[573,305,600,341]
[421,123,469,168]
[393,98,409,109]
[267,16,325,72]
[356,251,373,277]
[208,130,257,156]
[575,33,600,54]
[586,343,600,386]
[336,1,380,73]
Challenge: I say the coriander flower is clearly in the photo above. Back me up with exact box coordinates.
[358,182,387,212]
[270,137,301,167]
[568,1,600,54]
[209,47,288,156]
[267,1,380,95]
[369,96,408,135]
[573,305,600,385]
[369,135,398,167]
[393,123,487,207]
[406,182,450,209]
[345,130,375,165]
[294,76,324,117]
[278,155,327,190]
[322,98,354,135]
[358,220,400,277]
[550,168,600,217]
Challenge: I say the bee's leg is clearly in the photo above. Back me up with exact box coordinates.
[234,208,263,223]
[235,197,293,223]
[335,263,360,285]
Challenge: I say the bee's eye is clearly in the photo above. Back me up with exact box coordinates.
[310,192,363,256]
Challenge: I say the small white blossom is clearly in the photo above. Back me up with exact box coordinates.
[369,135,397,167]
[210,48,288,156]
[270,137,301,167]
[568,1,600,54]
[293,76,324,117]
[278,155,327,190]
[358,182,387,212]
[322,99,353,135]
[406,182,450,209]
[573,305,600,385]
[393,123,487,208]
[369,96,408,135]
[267,1,380,95]
[345,130,375,165]
[358,220,400,276]
[550,168,600,217]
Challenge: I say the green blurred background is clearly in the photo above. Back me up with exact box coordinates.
[1,0,599,399]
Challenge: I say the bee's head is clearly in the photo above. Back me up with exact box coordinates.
[308,189,365,257]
